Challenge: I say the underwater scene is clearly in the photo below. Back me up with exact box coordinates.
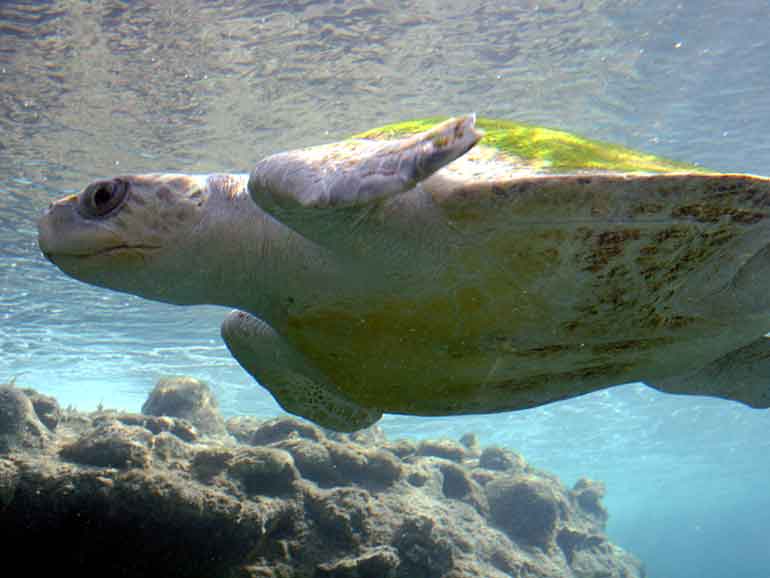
[2,1,770,576]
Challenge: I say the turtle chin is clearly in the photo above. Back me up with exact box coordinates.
[45,248,204,305]
[39,202,158,282]
[42,246,154,289]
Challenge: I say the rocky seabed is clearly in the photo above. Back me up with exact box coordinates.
[0,377,644,578]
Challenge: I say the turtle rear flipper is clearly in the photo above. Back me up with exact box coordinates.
[221,310,382,432]
[649,336,770,408]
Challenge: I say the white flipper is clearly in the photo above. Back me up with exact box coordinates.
[650,336,770,408]
[250,115,481,210]
[221,310,382,432]
[248,116,481,252]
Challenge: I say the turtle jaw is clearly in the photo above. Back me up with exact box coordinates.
[38,194,155,261]
[37,192,165,291]
[38,202,187,304]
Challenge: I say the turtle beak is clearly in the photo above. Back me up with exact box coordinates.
[38,195,76,260]
[38,195,123,261]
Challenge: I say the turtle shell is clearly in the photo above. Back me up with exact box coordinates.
[355,116,702,174]
[282,118,770,415]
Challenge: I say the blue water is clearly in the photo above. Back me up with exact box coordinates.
[3,2,770,576]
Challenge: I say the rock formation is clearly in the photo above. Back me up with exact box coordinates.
[0,379,644,578]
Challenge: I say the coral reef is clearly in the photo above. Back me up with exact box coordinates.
[0,380,644,578]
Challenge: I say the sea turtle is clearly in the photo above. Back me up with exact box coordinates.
[38,115,770,431]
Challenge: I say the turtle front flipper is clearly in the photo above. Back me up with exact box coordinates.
[248,115,481,245]
[648,336,770,408]
[221,310,382,432]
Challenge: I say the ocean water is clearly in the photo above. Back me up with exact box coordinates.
[2,1,770,576]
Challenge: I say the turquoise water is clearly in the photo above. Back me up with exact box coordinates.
[3,1,770,576]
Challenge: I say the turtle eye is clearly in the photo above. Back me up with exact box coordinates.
[79,179,128,218]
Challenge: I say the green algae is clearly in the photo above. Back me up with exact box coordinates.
[354,116,707,174]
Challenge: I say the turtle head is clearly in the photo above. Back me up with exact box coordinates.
[38,173,245,304]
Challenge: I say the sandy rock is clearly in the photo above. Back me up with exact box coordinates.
[417,438,468,462]
[60,420,152,469]
[361,448,402,487]
[227,447,299,496]
[0,458,18,507]
[382,439,417,459]
[469,468,498,486]
[570,539,643,578]
[327,424,387,447]
[97,411,198,442]
[324,441,402,489]
[0,386,51,452]
[316,546,401,578]
[406,465,433,488]
[479,445,527,472]
[392,515,454,577]
[276,437,339,486]
[458,432,481,455]
[226,415,264,442]
[192,447,234,481]
[572,477,609,523]
[142,376,226,436]
[304,484,376,547]
[486,474,566,548]
[438,461,488,515]
[151,430,192,462]
[21,388,61,430]
[556,526,604,562]
[234,415,326,445]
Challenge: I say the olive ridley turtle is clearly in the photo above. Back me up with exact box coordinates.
[38,116,770,431]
